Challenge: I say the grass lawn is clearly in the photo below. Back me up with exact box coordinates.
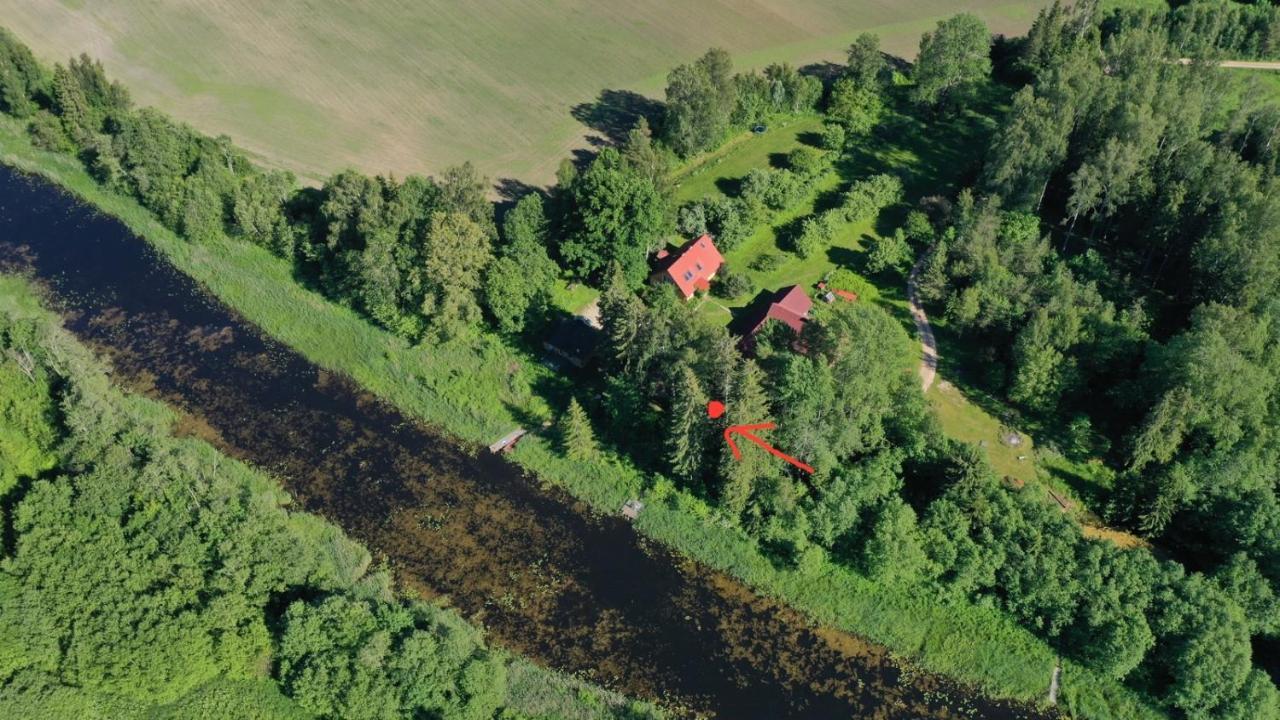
[548,278,599,316]
[0,1,1047,184]
[672,116,827,203]
[676,83,1008,334]
[1245,68,1280,102]
[928,380,1038,484]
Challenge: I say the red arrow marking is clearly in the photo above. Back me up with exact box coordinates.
[723,421,815,474]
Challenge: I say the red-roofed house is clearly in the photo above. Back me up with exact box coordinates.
[742,285,813,352]
[652,234,724,300]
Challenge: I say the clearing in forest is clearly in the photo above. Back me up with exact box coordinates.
[0,0,1046,185]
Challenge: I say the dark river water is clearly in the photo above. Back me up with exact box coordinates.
[0,164,1056,720]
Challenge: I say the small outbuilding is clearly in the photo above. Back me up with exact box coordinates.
[621,499,645,520]
[543,316,601,369]
[746,285,813,336]
[738,285,814,354]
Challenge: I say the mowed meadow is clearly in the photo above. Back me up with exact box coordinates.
[0,0,1046,186]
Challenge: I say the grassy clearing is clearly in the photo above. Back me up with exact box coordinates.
[682,83,1008,333]
[0,1,1047,184]
[672,116,826,203]
[0,115,1165,720]
[928,380,1038,485]
[548,278,599,316]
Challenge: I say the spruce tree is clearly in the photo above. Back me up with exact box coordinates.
[561,397,597,461]
[597,262,646,373]
[718,359,774,519]
[666,364,709,484]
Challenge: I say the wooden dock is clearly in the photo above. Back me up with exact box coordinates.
[488,428,527,454]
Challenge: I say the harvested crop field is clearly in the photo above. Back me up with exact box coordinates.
[0,0,1047,186]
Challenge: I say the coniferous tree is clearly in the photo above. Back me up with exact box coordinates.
[666,364,709,484]
[718,359,774,519]
[561,397,598,461]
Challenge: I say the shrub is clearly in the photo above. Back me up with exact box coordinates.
[794,215,833,258]
[841,173,903,223]
[866,228,913,274]
[761,169,806,211]
[820,123,847,153]
[703,196,753,252]
[904,210,936,245]
[743,168,810,212]
[27,111,74,153]
[787,145,828,177]
[713,267,755,299]
[740,167,772,204]
[677,202,709,238]
[751,253,785,272]
[827,268,880,303]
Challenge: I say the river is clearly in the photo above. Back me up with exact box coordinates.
[0,164,1054,720]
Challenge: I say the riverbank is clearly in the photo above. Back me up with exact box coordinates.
[0,116,1164,720]
[0,271,664,720]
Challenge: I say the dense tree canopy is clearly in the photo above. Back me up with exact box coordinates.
[0,313,492,718]
[560,147,670,286]
[911,14,993,110]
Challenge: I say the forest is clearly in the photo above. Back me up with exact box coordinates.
[2,0,1280,718]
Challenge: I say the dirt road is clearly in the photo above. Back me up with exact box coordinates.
[907,253,938,393]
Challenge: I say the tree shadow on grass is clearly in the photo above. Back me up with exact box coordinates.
[825,245,861,271]
[797,131,825,148]
[492,177,547,215]
[875,204,908,236]
[799,61,844,83]
[570,89,664,146]
[812,184,847,214]
[1042,462,1111,513]
[715,176,744,198]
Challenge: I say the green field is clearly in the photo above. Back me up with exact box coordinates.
[0,0,1046,185]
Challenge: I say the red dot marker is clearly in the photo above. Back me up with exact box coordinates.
[706,400,725,419]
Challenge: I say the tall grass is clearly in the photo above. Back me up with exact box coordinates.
[0,116,1166,720]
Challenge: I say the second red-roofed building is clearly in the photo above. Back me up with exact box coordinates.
[652,234,724,300]
[746,285,813,336]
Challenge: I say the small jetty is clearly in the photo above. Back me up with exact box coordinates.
[488,427,527,454]
[621,499,645,520]
[1046,488,1072,511]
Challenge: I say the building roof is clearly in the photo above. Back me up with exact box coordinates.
[658,234,724,299]
[543,317,601,368]
[748,285,813,336]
